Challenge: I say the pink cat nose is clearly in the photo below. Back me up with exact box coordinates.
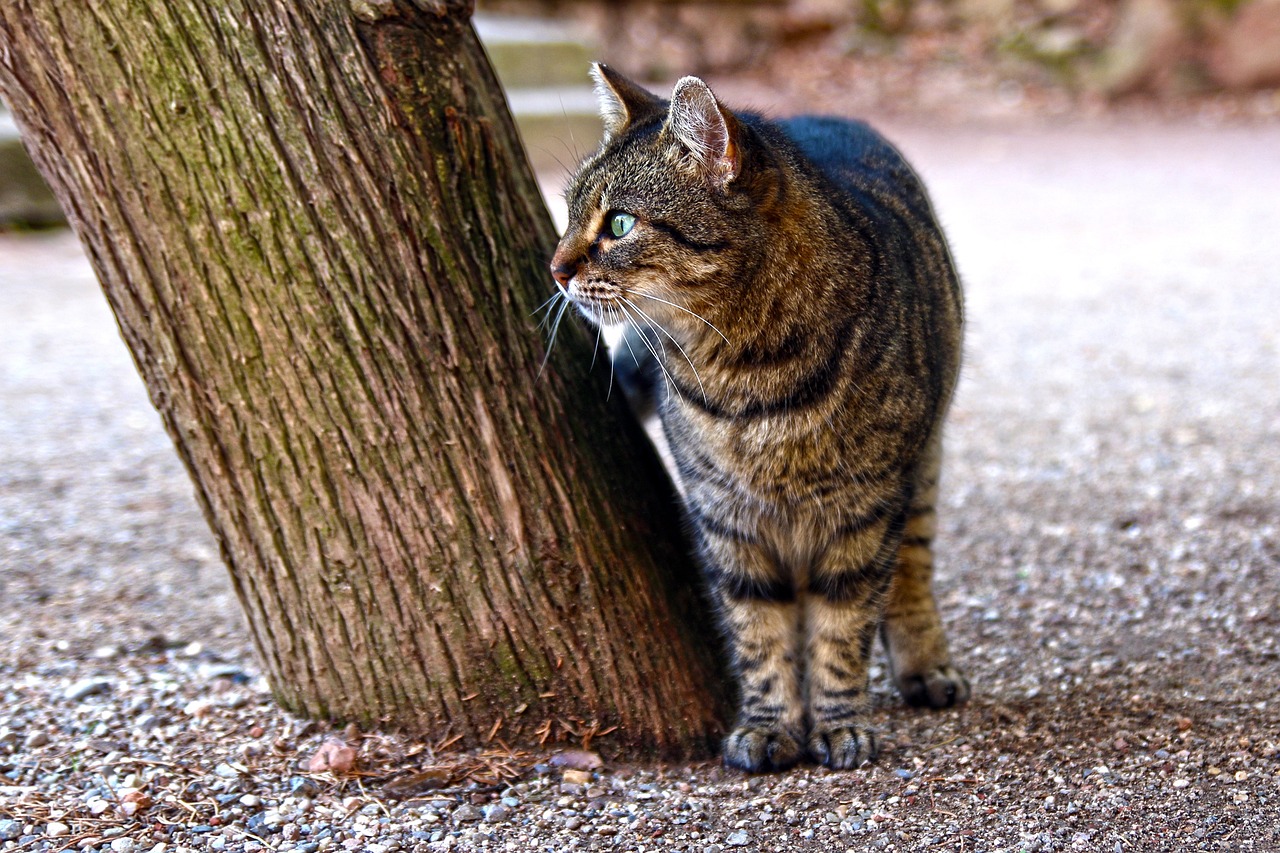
[550,250,577,291]
[550,261,576,291]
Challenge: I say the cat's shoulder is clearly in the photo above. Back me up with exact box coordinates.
[764,115,927,211]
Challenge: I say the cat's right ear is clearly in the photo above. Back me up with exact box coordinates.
[591,63,663,142]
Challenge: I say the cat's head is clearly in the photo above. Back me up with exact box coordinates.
[550,65,779,338]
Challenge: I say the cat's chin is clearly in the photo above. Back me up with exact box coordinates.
[568,298,626,329]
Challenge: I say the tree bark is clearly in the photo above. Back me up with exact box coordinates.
[0,0,727,757]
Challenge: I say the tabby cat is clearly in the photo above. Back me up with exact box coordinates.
[548,64,969,772]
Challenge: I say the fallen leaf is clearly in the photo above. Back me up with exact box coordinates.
[384,767,451,798]
[121,790,152,808]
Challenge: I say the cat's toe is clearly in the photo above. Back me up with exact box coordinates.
[723,726,803,773]
[898,664,971,708]
[808,724,878,770]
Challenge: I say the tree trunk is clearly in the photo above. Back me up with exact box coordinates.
[0,0,727,757]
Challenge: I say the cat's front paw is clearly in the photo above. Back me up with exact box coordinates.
[808,724,879,770]
[897,664,971,709]
[723,726,804,773]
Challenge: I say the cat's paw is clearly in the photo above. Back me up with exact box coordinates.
[808,724,879,770]
[896,664,971,709]
[723,726,804,773]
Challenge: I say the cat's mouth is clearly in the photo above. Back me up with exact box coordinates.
[568,279,621,308]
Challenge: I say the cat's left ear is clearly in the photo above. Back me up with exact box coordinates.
[665,76,740,186]
[592,63,664,142]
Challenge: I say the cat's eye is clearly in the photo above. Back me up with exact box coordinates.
[608,212,636,238]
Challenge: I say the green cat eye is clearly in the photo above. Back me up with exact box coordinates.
[609,212,636,238]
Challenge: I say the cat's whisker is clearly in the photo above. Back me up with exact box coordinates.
[588,304,608,371]
[625,298,709,404]
[537,296,572,381]
[534,291,567,335]
[617,301,682,406]
[628,291,730,345]
[533,289,564,323]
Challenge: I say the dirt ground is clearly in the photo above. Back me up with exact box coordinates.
[2,112,1279,851]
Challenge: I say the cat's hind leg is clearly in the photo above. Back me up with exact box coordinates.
[881,434,970,709]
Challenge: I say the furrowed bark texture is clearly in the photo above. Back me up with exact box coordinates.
[0,0,727,756]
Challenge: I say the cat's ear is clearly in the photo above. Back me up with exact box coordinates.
[665,76,740,186]
[591,63,663,141]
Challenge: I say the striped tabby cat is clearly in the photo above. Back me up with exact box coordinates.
[548,64,969,771]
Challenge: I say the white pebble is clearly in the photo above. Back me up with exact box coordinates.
[46,822,70,838]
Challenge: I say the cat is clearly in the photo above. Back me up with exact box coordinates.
[546,63,969,772]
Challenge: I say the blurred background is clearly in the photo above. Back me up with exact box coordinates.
[5,0,1280,230]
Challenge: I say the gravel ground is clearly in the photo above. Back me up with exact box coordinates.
[3,118,1279,853]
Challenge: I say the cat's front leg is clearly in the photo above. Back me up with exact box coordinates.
[806,515,901,769]
[698,526,805,772]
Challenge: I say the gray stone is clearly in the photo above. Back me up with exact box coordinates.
[110,837,137,853]
[484,803,512,823]
[63,678,112,701]
[0,820,22,841]
[726,829,750,847]
[290,776,321,798]
[451,804,483,822]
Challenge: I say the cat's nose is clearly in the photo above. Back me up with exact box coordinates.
[550,251,577,292]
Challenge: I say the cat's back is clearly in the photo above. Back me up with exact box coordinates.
[776,115,938,231]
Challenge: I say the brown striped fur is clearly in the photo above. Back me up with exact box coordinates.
[548,65,969,771]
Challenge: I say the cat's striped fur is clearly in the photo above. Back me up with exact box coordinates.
[548,65,969,771]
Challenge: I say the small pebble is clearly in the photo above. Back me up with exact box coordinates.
[110,837,137,853]
[64,678,112,701]
[452,805,483,822]
[24,730,50,748]
[46,822,71,838]
[0,821,21,842]
[726,829,750,846]
[290,776,321,798]
[562,769,592,786]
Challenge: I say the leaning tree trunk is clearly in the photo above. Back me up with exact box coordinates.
[0,0,727,756]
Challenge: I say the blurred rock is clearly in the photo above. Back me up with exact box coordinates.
[1207,0,1280,89]
[955,0,1017,26]
[64,678,112,702]
[1091,0,1184,94]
